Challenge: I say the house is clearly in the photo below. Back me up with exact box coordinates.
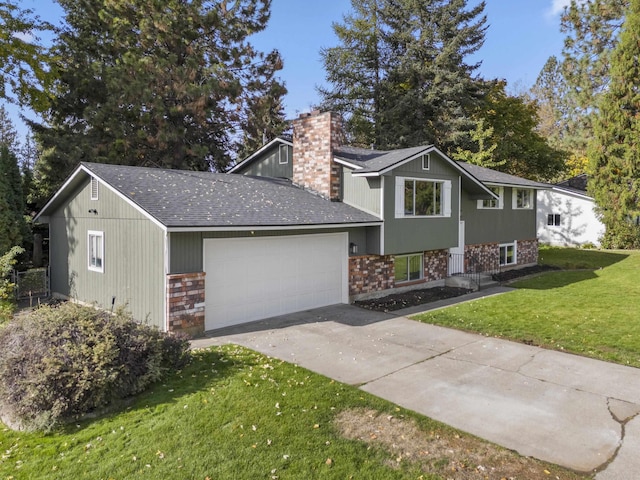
[36,110,544,336]
[537,174,604,247]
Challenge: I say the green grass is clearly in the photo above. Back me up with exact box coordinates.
[415,247,640,367]
[0,345,581,480]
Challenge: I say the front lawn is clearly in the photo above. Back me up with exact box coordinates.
[414,247,640,367]
[0,345,582,479]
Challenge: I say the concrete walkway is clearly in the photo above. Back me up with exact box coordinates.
[191,288,640,476]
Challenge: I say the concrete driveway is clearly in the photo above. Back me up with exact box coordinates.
[192,301,640,476]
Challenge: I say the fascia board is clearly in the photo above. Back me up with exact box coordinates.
[166,221,382,233]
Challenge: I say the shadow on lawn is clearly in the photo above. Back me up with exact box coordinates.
[539,248,629,270]
[512,268,601,290]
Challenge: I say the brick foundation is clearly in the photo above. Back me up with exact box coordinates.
[349,249,449,297]
[166,272,205,337]
[348,254,395,296]
[517,238,539,265]
[464,239,539,273]
[423,249,449,282]
[465,243,500,273]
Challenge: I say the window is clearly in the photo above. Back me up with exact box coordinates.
[547,214,561,226]
[478,186,503,209]
[88,231,104,273]
[395,253,423,283]
[90,176,99,200]
[421,153,430,170]
[513,188,533,209]
[396,177,451,218]
[278,144,289,164]
[499,242,516,266]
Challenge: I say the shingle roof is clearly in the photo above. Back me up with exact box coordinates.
[81,163,381,228]
[334,145,431,173]
[456,162,547,189]
[555,174,589,195]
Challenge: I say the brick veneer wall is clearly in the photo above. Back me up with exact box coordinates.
[465,243,500,273]
[166,272,205,337]
[292,111,343,200]
[348,254,395,296]
[349,249,449,297]
[464,239,539,272]
[517,238,539,265]
[423,249,449,282]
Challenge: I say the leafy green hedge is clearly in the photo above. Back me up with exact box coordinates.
[0,303,190,431]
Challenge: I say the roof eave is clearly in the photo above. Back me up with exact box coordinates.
[165,221,383,233]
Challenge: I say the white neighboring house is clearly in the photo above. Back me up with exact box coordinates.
[537,174,605,247]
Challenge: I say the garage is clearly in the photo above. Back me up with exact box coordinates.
[204,233,348,330]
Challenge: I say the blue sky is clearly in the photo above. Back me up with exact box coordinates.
[10,0,573,139]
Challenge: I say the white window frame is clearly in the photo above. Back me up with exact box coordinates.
[394,176,452,218]
[278,144,289,165]
[90,176,99,200]
[88,230,104,273]
[499,242,517,266]
[513,188,533,210]
[421,153,430,170]
[395,253,423,283]
[547,213,561,226]
[477,186,504,209]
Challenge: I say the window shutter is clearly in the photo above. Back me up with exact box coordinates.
[395,176,405,218]
[443,180,452,217]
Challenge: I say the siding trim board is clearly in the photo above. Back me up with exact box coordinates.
[166,222,382,233]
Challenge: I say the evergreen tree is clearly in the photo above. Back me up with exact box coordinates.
[319,0,388,147]
[0,145,26,255]
[559,0,628,155]
[319,0,487,152]
[31,0,284,198]
[588,0,640,248]
[234,51,288,162]
[0,105,18,154]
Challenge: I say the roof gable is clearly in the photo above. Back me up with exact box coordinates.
[335,145,497,199]
[227,136,293,174]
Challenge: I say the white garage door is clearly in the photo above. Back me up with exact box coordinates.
[204,233,348,330]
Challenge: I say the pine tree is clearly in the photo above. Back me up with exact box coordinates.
[31,0,284,198]
[319,0,487,152]
[234,51,288,162]
[319,0,388,147]
[559,0,628,156]
[0,145,26,255]
[588,0,640,248]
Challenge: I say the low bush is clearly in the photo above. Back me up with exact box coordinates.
[0,302,190,431]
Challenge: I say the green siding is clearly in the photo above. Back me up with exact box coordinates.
[48,178,166,329]
[237,144,293,178]
[462,187,537,244]
[382,154,460,254]
[169,227,378,274]
[342,168,381,215]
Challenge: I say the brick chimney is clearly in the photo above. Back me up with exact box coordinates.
[292,110,344,200]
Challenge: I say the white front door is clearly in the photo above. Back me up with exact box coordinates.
[448,221,465,275]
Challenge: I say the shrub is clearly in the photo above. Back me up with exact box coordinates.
[0,303,190,431]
